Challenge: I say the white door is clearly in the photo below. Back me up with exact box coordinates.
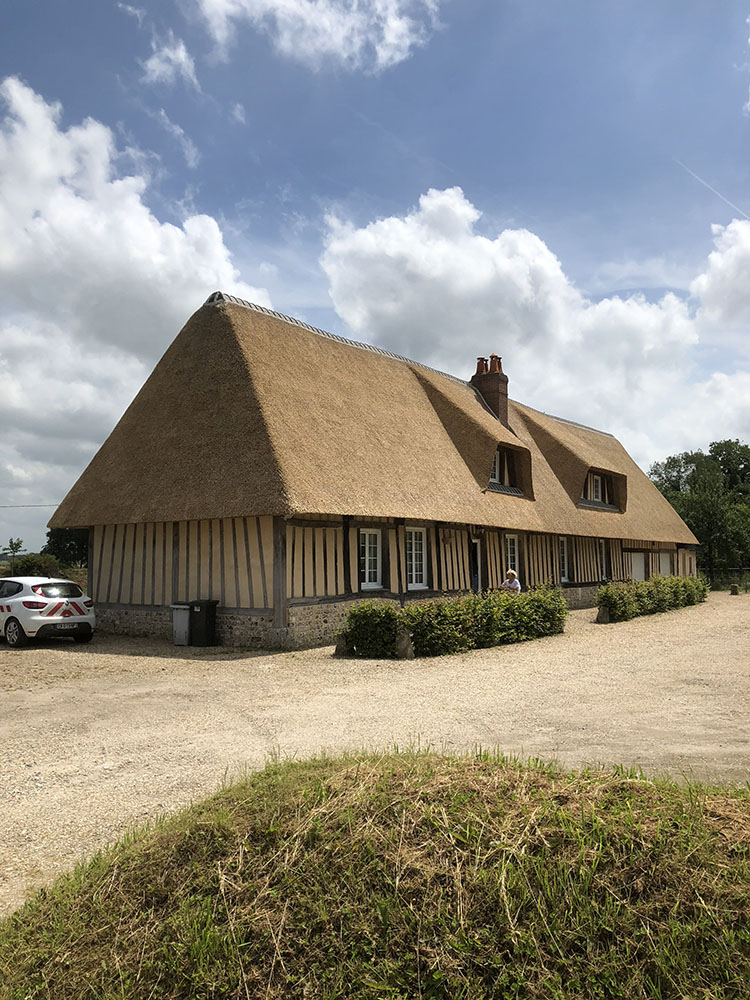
[659,551,672,577]
[631,552,646,582]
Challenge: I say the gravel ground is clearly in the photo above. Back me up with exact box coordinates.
[1,592,749,916]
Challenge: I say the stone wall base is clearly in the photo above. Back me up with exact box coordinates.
[96,607,285,649]
[96,586,601,651]
[286,599,400,649]
[561,585,600,610]
[96,607,173,640]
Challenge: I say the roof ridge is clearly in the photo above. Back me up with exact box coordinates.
[515,400,615,439]
[204,291,468,386]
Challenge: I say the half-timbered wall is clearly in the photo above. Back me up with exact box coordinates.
[439,527,470,591]
[677,548,697,577]
[286,523,345,599]
[524,534,557,588]
[92,517,695,612]
[91,517,274,607]
[485,531,505,589]
[570,536,598,583]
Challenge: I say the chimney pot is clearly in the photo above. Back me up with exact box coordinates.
[469,352,509,426]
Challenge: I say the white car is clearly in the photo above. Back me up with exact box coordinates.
[0,576,96,647]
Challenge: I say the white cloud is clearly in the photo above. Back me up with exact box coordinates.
[117,3,146,27]
[153,108,200,167]
[691,220,750,329]
[231,101,246,124]
[0,77,269,547]
[321,186,750,467]
[141,31,200,89]
[195,0,442,72]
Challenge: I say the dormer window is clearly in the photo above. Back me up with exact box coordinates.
[489,447,523,495]
[580,470,620,510]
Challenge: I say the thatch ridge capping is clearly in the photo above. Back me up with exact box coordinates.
[516,401,616,439]
[205,291,468,386]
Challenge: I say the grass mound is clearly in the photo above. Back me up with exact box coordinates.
[1,752,749,999]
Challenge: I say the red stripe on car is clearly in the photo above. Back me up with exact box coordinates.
[44,602,64,617]
[70,602,85,615]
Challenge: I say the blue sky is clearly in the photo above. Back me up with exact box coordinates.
[2,0,750,550]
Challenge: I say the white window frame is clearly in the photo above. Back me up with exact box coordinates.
[490,450,501,483]
[592,474,603,502]
[405,527,428,590]
[599,539,608,580]
[559,536,569,583]
[359,528,382,590]
[505,533,518,574]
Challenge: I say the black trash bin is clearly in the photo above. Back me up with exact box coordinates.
[188,600,219,646]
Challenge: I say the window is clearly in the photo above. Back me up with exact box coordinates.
[582,471,616,507]
[31,582,83,599]
[359,529,382,589]
[559,537,569,583]
[489,448,524,496]
[505,533,518,574]
[406,527,428,590]
[599,539,608,580]
[659,551,672,577]
[490,448,516,487]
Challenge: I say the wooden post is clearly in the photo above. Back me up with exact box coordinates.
[273,516,287,628]
[342,515,352,595]
[171,522,180,603]
[87,527,94,598]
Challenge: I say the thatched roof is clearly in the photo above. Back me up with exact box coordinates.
[51,295,697,544]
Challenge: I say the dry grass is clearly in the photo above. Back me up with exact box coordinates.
[1,750,749,999]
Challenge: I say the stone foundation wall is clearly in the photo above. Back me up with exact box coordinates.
[561,585,600,610]
[96,606,284,649]
[96,586,602,651]
[286,599,400,649]
[96,606,173,640]
[215,613,278,648]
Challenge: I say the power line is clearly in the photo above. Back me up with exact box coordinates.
[0,504,59,508]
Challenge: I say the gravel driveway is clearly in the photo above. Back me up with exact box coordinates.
[2,592,749,915]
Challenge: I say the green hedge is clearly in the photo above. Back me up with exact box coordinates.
[341,586,568,658]
[597,574,708,623]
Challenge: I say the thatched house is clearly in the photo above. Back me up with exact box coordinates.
[50,293,698,647]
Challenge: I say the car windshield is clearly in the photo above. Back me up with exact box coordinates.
[32,583,83,599]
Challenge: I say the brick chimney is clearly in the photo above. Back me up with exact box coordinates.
[470,354,509,426]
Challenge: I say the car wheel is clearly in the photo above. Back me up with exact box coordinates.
[5,618,28,648]
[74,633,93,644]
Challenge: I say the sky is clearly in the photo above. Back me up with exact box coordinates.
[1,0,750,551]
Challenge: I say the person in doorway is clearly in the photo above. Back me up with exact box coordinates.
[501,569,521,594]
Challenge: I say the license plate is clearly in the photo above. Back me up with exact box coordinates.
[55,624,76,630]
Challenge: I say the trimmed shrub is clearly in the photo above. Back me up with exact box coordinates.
[342,601,401,658]
[401,596,477,656]
[521,584,568,637]
[471,591,519,647]
[341,587,568,658]
[597,581,638,622]
[597,575,708,623]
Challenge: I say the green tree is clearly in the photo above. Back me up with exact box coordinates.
[649,440,750,579]
[2,537,26,573]
[41,528,88,567]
